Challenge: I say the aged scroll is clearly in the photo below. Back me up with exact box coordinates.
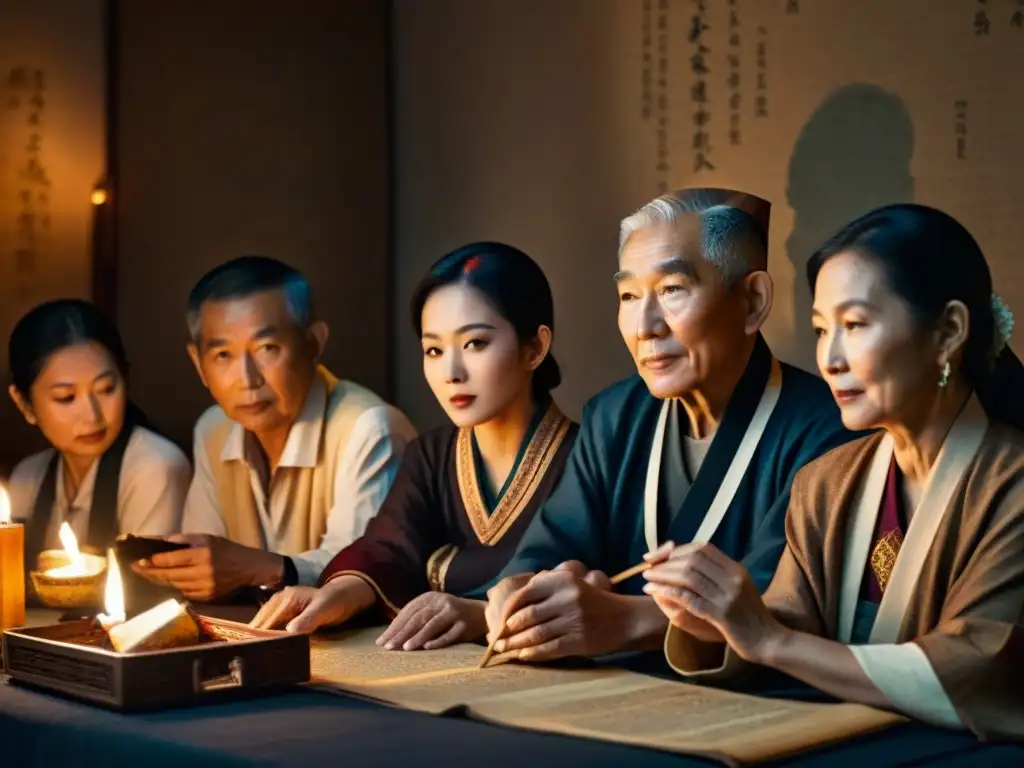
[309,627,903,765]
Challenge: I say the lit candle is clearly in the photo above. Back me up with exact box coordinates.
[106,598,199,653]
[97,548,125,631]
[0,486,26,630]
[93,542,198,652]
[43,522,106,579]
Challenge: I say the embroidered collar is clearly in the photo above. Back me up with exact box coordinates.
[456,401,571,546]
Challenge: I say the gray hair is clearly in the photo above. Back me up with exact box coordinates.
[618,192,768,286]
[185,255,312,341]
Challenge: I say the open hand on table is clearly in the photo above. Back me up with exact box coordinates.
[249,576,374,633]
[376,592,487,651]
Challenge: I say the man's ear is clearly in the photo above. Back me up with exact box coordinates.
[741,270,774,336]
[307,321,329,360]
[9,385,37,425]
[187,343,209,388]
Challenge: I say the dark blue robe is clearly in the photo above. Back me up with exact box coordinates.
[492,335,863,594]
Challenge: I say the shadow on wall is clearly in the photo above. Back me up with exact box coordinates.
[785,83,915,373]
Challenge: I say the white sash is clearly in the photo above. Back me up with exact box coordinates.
[643,358,783,552]
[836,433,893,644]
[838,395,988,644]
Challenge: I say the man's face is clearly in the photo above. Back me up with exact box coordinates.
[188,289,324,434]
[616,219,753,400]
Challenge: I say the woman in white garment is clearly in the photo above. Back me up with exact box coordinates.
[7,299,190,566]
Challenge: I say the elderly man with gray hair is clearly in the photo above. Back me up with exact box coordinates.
[481,187,860,663]
[135,255,416,602]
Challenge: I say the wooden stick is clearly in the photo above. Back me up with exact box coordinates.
[479,560,651,668]
[608,561,651,585]
[478,634,502,669]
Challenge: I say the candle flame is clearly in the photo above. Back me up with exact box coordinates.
[45,522,103,578]
[0,486,9,524]
[98,549,126,627]
[57,522,86,574]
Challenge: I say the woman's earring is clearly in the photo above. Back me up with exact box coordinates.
[938,361,951,389]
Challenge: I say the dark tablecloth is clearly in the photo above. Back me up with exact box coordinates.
[3,604,1021,767]
[3,678,1022,767]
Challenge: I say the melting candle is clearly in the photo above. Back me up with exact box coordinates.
[0,486,26,630]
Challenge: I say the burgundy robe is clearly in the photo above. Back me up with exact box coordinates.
[317,402,577,618]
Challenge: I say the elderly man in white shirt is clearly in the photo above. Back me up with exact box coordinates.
[135,256,416,601]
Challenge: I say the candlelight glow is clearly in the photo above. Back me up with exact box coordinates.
[0,486,10,524]
[45,522,104,578]
[90,188,107,206]
[98,548,125,627]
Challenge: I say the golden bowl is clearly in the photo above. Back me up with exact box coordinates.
[30,549,107,608]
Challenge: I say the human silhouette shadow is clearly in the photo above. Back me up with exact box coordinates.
[785,84,915,372]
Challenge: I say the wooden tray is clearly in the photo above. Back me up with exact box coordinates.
[1,614,310,712]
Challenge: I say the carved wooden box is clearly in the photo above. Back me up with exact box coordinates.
[2,614,309,712]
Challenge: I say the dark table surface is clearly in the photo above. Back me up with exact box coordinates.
[3,606,1021,767]
[3,681,1022,768]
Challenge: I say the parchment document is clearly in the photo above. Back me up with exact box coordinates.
[309,627,619,714]
[309,627,903,765]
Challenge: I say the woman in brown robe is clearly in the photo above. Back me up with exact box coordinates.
[250,242,577,651]
[643,204,1024,741]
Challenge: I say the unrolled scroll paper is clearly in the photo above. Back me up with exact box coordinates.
[309,627,904,766]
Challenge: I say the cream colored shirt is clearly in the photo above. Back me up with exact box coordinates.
[181,373,417,585]
[7,426,192,551]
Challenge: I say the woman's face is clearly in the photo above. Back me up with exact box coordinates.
[11,342,128,459]
[811,250,941,432]
[420,283,537,428]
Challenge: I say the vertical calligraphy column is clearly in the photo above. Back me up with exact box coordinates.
[1013,0,1024,28]
[786,0,799,14]
[974,1,991,35]
[6,67,51,302]
[727,1,741,146]
[656,0,671,193]
[955,100,968,160]
[689,1,713,173]
[642,1,653,124]
[755,27,768,119]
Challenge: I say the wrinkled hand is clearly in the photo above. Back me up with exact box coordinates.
[642,541,784,662]
[484,572,534,641]
[554,560,613,591]
[376,593,487,651]
[485,567,632,662]
[640,541,723,643]
[132,533,281,602]
[484,562,610,643]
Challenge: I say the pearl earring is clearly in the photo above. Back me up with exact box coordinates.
[938,361,951,388]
